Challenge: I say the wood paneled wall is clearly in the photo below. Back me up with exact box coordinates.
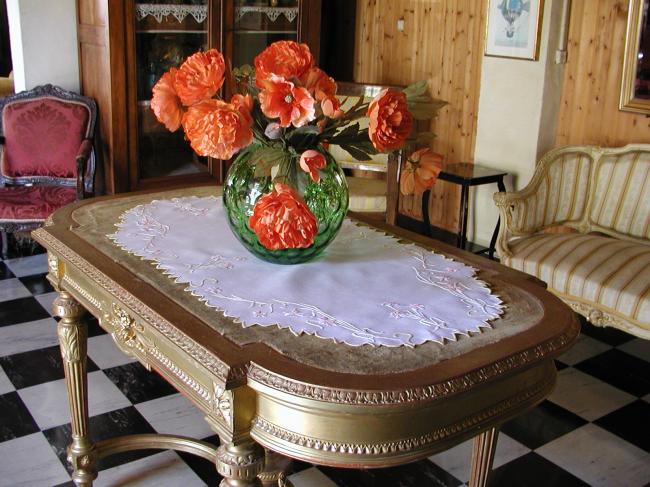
[354,0,487,231]
[556,0,650,146]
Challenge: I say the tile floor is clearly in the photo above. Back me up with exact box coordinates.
[0,244,649,487]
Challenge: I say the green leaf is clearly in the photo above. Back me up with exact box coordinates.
[290,125,321,136]
[335,122,361,139]
[248,147,287,178]
[402,80,429,100]
[287,125,321,148]
[233,64,254,79]
[408,100,447,120]
[354,140,379,155]
[339,144,372,161]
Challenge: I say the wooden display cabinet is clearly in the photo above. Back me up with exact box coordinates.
[77,0,321,194]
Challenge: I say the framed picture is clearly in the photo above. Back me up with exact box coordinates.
[620,0,650,114]
[485,0,544,60]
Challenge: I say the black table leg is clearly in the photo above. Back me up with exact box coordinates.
[487,178,507,259]
[422,189,432,237]
[458,184,470,249]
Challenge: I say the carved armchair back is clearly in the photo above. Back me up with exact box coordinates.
[494,144,650,256]
[328,82,396,174]
[0,84,97,198]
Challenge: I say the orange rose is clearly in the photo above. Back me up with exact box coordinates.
[181,99,253,160]
[249,183,318,250]
[399,148,443,195]
[301,67,337,101]
[151,68,184,131]
[299,150,326,183]
[174,49,226,106]
[254,40,314,87]
[367,89,413,151]
[258,75,315,128]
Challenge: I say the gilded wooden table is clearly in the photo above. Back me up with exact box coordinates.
[33,186,579,487]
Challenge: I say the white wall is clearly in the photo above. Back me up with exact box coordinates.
[6,0,79,93]
[470,0,566,247]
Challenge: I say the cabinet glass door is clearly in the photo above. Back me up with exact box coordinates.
[134,1,210,181]
[231,0,300,67]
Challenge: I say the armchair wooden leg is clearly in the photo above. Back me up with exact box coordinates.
[1,230,8,260]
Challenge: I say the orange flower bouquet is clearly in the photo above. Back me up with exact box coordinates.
[151,41,444,264]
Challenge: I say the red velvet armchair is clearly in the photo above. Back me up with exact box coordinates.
[0,84,97,258]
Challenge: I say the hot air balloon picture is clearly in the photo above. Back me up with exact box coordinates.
[485,0,544,60]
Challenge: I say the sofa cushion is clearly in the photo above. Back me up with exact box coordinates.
[0,185,76,222]
[504,233,650,325]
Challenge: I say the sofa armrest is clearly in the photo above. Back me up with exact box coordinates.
[76,138,93,199]
[492,147,596,258]
[492,166,556,257]
[492,191,536,258]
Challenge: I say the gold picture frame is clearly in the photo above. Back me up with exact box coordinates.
[620,0,650,114]
[485,0,544,60]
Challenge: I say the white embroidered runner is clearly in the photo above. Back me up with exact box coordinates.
[109,196,503,347]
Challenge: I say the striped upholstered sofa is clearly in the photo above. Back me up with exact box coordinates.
[493,144,649,339]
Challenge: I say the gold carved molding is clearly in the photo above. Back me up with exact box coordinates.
[63,275,102,311]
[562,296,650,340]
[247,329,574,406]
[108,304,151,356]
[105,303,214,404]
[213,384,233,427]
[34,228,237,382]
[56,318,87,363]
[48,252,60,277]
[216,442,265,484]
[148,347,212,402]
[251,372,553,458]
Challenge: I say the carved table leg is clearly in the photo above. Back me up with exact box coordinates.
[216,440,265,487]
[53,292,97,487]
[469,427,499,487]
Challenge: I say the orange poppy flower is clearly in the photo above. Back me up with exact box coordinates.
[258,75,315,128]
[301,67,337,101]
[367,89,413,151]
[174,49,226,106]
[181,99,253,160]
[151,68,184,131]
[299,150,326,183]
[231,93,253,124]
[249,183,318,250]
[399,148,443,195]
[254,40,314,87]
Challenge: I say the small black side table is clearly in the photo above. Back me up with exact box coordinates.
[422,163,507,259]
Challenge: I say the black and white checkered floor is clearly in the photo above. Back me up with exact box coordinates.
[0,245,649,487]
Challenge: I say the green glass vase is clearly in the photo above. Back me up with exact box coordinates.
[223,144,349,264]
